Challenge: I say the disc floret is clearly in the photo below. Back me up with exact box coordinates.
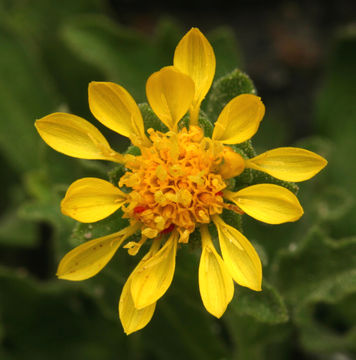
[120,126,231,242]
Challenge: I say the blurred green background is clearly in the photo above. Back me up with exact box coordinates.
[0,0,356,359]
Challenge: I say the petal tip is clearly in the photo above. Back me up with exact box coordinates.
[88,80,103,93]
[320,156,328,168]
[189,27,202,35]
[88,81,107,91]
[293,203,304,221]
[122,325,136,336]
[245,274,262,292]
[209,309,225,319]
[297,206,304,219]
[34,119,42,132]
[56,271,70,280]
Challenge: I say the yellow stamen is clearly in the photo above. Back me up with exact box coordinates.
[124,235,148,256]
[218,147,245,179]
[120,126,227,240]
[142,228,159,239]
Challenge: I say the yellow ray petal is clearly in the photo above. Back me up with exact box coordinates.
[173,28,216,124]
[88,82,150,146]
[212,94,265,144]
[56,224,138,281]
[146,66,195,131]
[35,113,123,162]
[119,275,156,335]
[130,232,178,309]
[61,177,127,223]
[199,226,234,318]
[224,184,304,224]
[212,216,262,291]
[246,147,328,182]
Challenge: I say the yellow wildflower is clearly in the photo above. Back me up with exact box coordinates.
[35,28,327,335]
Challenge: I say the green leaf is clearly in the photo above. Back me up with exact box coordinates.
[314,28,356,235]
[313,186,354,222]
[61,15,160,102]
[221,208,243,232]
[225,314,293,360]
[273,227,356,353]
[295,287,356,354]
[274,227,356,306]
[125,145,141,156]
[0,210,37,247]
[230,280,289,324]
[107,164,126,186]
[69,210,129,249]
[139,102,168,133]
[0,181,37,247]
[315,27,356,141]
[4,0,107,123]
[0,0,104,44]
[18,169,66,224]
[249,169,299,195]
[18,154,107,226]
[198,112,213,138]
[17,168,75,256]
[0,266,128,360]
[232,139,256,158]
[0,25,58,172]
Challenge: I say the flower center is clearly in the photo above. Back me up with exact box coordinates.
[120,126,228,241]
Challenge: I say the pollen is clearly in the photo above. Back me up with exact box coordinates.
[120,126,229,239]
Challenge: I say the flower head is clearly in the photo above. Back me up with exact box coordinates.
[35,28,327,334]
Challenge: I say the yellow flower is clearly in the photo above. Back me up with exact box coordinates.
[35,28,327,335]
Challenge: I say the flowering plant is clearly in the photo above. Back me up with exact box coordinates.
[35,28,326,335]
